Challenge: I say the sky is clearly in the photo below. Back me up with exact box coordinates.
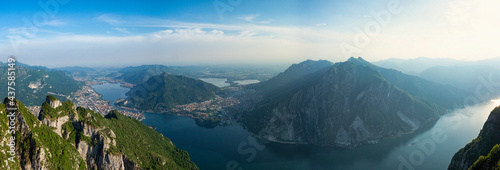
[0,0,499,67]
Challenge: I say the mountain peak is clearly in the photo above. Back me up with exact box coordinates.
[347,57,367,63]
[45,95,62,108]
[243,57,444,147]
[1,95,198,169]
[346,57,374,68]
[256,59,333,93]
[297,59,333,66]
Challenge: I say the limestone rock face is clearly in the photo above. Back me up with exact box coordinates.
[46,96,62,109]
[41,115,69,136]
[32,97,138,170]
[3,96,197,170]
[241,59,443,148]
[83,129,125,170]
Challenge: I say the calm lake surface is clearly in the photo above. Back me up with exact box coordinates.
[234,80,260,85]
[92,83,500,170]
[91,83,129,107]
[200,78,230,87]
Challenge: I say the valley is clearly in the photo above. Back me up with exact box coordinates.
[2,57,499,169]
[68,57,499,169]
[96,78,500,169]
[3,1,499,169]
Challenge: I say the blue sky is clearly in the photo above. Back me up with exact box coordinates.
[1,0,499,67]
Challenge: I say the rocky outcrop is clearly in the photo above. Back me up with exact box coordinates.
[34,97,137,169]
[46,95,62,108]
[76,121,100,139]
[48,99,61,109]
[11,99,85,170]
[241,60,443,148]
[85,131,125,170]
[448,106,500,170]
[75,122,138,170]
[1,96,198,170]
[41,115,69,136]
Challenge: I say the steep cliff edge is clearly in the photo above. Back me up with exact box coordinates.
[240,60,444,147]
[448,106,500,170]
[0,96,198,169]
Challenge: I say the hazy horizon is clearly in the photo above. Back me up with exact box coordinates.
[1,0,499,67]
[4,55,499,69]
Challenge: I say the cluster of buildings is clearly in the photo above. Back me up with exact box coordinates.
[173,96,240,113]
[72,86,145,120]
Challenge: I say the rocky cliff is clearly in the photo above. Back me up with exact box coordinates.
[448,105,500,170]
[0,96,198,169]
[239,59,446,148]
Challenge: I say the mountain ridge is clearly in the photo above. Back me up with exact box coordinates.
[238,59,446,147]
[0,64,83,106]
[117,72,221,112]
[0,96,198,169]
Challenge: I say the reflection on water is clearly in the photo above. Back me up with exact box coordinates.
[94,83,500,170]
[234,80,260,85]
[140,100,499,170]
[199,78,230,87]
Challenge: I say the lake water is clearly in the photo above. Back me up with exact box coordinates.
[200,78,230,87]
[91,83,130,106]
[92,83,500,170]
[234,80,260,85]
[200,78,261,87]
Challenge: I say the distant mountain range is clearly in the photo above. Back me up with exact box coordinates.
[373,56,500,75]
[117,72,221,112]
[116,64,286,85]
[0,96,197,169]
[448,105,500,170]
[0,64,82,106]
[54,66,97,73]
[374,56,500,104]
[419,65,500,96]
[237,58,470,147]
[117,65,172,85]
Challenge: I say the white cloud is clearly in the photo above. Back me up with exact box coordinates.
[113,28,131,34]
[258,20,274,24]
[95,14,123,25]
[43,20,67,26]
[211,30,224,35]
[0,23,349,67]
[239,14,273,24]
[240,14,260,22]
[7,27,67,38]
[4,0,499,67]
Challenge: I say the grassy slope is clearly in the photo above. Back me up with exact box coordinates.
[0,97,197,169]
[0,66,82,106]
[75,107,198,169]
